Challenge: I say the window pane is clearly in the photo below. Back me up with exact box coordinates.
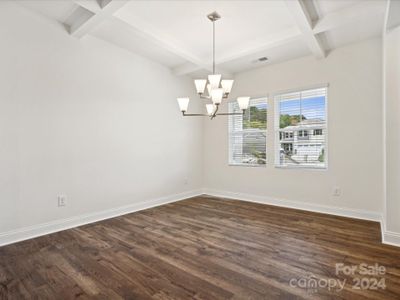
[230,131,266,165]
[243,102,267,130]
[276,87,327,168]
[229,98,267,166]
[301,95,326,123]
[279,98,302,128]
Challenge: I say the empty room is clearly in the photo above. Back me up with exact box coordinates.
[1,0,400,299]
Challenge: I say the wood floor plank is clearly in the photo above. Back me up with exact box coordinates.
[0,195,399,299]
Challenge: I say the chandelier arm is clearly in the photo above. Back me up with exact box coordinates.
[215,112,245,116]
[198,93,228,100]
[182,110,245,118]
[182,112,208,116]
[210,103,220,119]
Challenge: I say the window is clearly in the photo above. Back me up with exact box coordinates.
[314,129,323,135]
[283,132,293,139]
[282,143,293,154]
[298,130,308,138]
[229,98,267,166]
[275,87,327,168]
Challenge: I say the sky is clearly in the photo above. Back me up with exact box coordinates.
[254,103,267,109]
[280,96,326,120]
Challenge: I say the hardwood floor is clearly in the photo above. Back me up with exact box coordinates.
[0,196,399,299]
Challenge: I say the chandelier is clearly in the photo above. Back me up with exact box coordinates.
[177,11,250,119]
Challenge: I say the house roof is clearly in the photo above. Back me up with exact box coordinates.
[281,119,325,131]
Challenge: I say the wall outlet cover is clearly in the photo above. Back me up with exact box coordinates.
[333,187,341,197]
[57,195,67,207]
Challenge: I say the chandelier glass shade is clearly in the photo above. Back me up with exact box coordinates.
[177,11,250,119]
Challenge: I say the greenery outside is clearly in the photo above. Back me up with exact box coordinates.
[279,114,307,129]
[318,148,325,162]
[243,106,267,129]
[242,104,267,164]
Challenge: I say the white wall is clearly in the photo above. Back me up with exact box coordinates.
[384,25,400,236]
[0,2,389,245]
[204,38,383,215]
[0,2,203,235]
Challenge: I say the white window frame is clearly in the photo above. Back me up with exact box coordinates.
[273,84,328,170]
[228,97,268,167]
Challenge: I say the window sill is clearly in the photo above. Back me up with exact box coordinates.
[275,165,327,171]
[229,163,267,168]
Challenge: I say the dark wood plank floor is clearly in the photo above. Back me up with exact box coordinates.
[1,196,400,299]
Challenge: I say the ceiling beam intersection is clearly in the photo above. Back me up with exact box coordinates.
[68,0,128,39]
[284,0,325,59]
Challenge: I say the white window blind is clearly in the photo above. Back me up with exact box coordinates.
[229,98,267,166]
[275,87,327,168]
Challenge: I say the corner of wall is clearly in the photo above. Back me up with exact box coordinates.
[381,0,400,248]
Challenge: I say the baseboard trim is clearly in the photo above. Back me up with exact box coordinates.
[202,188,382,222]
[380,216,400,247]
[0,189,203,247]
[382,230,400,247]
[380,218,386,246]
[3,189,397,248]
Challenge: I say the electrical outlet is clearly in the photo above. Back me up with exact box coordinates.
[332,187,341,197]
[184,178,189,185]
[57,195,67,207]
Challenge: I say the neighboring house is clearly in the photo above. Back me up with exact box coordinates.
[279,119,325,166]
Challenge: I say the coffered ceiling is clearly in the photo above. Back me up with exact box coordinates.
[15,0,387,76]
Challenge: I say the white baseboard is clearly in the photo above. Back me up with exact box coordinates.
[202,188,382,222]
[3,188,398,248]
[380,215,400,247]
[383,231,400,247]
[0,189,203,247]
[380,218,386,246]
[203,189,400,247]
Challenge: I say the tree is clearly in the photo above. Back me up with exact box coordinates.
[318,148,325,162]
[279,114,307,128]
[243,106,267,129]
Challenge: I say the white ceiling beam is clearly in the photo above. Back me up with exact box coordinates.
[69,0,128,38]
[313,1,387,34]
[112,14,232,77]
[173,28,302,76]
[284,0,325,59]
[112,19,209,71]
[73,0,101,14]
[175,2,385,76]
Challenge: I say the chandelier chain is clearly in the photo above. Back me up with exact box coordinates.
[213,20,215,74]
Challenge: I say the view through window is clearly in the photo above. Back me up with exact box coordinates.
[275,87,327,168]
[229,98,267,166]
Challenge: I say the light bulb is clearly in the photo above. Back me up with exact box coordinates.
[237,97,250,110]
[194,79,207,94]
[206,84,212,96]
[208,74,222,89]
[177,97,189,112]
[221,79,234,94]
[206,104,215,116]
[211,88,224,104]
